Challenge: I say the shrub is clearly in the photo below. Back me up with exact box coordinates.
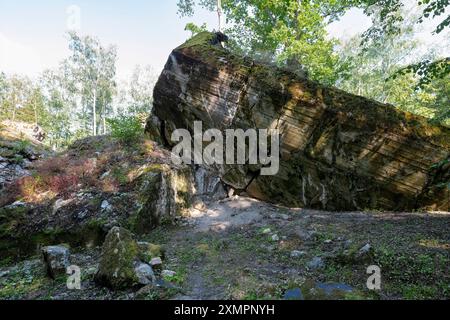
[107,115,143,145]
[47,174,80,196]
[34,157,67,174]
[12,140,31,154]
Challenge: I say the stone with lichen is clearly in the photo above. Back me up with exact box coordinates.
[94,227,140,290]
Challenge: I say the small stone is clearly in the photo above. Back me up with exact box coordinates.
[41,245,70,279]
[138,242,165,261]
[22,159,32,168]
[0,270,10,278]
[271,234,280,242]
[344,239,353,249]
[134,262,155,285]
[161,270,176,278]
[77,210,88,220]
[307,257,325,270]
[100,171,110,180]
[265,245,276,252]
[295,229,317,242]
[52,198,73,215]
[13,165,28,176]
[355,243,373,263]
[359,243,371,254]
[86,267,97,275]
[11,201,26,207]
[324,239,333,244]
[101,200,112,211]
[150,257,163,268]
[290,250,306,258]
[193,201,206,211]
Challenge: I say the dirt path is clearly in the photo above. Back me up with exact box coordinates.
[172,197,272,299]
[188,197,279,232]
[1,196,448,300]
[157,197,450,300]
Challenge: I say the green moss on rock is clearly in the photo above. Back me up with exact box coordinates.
[130,170,164,234]
[177,32,215,50]
[137,242,165,262]
[94,227,140,290]
[0,205,28,238]
[130,165,194,235]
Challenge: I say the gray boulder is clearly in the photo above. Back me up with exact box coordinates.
[307,257,325,270]
[94,227,140,290]
[134,262,156,285]
[41,245,70,279]
[95,227,165,290]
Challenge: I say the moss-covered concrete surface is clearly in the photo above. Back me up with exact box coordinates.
[149,31,450,211]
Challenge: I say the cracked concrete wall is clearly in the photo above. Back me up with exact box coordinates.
[146,32,450,211]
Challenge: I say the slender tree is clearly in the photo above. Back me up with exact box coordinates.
[68,32,117,136]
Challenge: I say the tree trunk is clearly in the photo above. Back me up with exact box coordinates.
[34,100,38,125]
[102,102,107,135]
[11,93,16,121]
[217,0,223,32]
[93,89,97,136]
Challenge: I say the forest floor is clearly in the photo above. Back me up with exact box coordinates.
[1,196,449,300]
[0,131,449,300]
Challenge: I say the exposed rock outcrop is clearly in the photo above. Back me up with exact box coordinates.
[147,32,450,211]
[130,163,226,234]
[0,134,227,260]
[0,121,50,190]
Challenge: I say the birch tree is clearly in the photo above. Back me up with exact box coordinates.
[68,32,117,136]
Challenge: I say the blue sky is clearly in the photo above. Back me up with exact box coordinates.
[0,0,218,78]
[0,0,447,80]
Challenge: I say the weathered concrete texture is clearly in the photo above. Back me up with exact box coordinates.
[147,32,450,211]
[131,163,227,234]
[131,164,195,234]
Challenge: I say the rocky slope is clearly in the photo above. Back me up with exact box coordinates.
[0,131,448,300]
[0,121,50,190]
[0,135,226,260]
[147,32,450,212]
